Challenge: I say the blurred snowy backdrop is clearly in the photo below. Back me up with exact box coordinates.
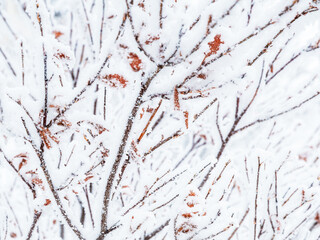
[1,0,320,239]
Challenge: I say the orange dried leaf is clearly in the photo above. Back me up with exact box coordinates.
[187,202,195,208]
[10,232,17,238]
[53,30,64,39]
[183,111,189,129]
[208,35,224,55]
[182,213,192,218]
[202,34,224,64]
[145,35,160,45]
[101,149,109,157]
[138,2,145,9]
[315,212,320,224]
[40,127,59,149]
[128,52,142,72]
[84,176,94,182]
[32,177,43,185]
[95,124,107,134]
[174,87,180,110]
[177,222,197,234]
[197,73,207,79]
[299,154,307,162]
[26,170,37,175]
[14,153,28,158]
[18,158,27,171]
[188,190,196,196]
[54,51,70,60]
[57,119,72,127]
[102,74,128,88]
[44,199,51,206]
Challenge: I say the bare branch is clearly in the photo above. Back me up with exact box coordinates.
[234,91,320,134]
[228,208,250,240]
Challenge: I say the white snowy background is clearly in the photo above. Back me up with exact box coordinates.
[0,0,320,239]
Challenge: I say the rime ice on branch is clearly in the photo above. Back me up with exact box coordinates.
[0,0,320,240]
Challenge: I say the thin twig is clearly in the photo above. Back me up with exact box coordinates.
[254,157,262,240]
[144,220,170,240]
[228,208,250,240]
[47,55,111,128]
[0,48,17,77]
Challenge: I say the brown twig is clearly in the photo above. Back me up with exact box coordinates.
[0,148,36,199]
[20,42,25,85]
[83,186,95,228]
[26,211,42,240]
[144,130,183,158]
[254,157,262,240]
[47,55,111,128]
[228,208,250,240]
[81,0,94,46]
[234,91,320,134]
[100,0,106,50]
[144,220,170,240]
[137,99,162,143]
[98,65,164,238]
[125,0,157,64]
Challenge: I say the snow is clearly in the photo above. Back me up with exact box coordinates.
[1,0,320,239]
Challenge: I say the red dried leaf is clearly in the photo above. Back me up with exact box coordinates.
[53,30,63,39]
[102,74,128,88]
[40,127,59,149]
[84,176,94,182]
[187,202,195,208]
[131,140,141,157]
[95,124,107,134]
[57,119,72,128]
[174,86,180,110]
[315,212,320,224]
[183,111,189,129]
[128,52,142,72]
[298,154,307,162]
[146,106,154,113]
[26,170,37,175]
[119,44,128,49]
[10,232,17,238]
[32,177,43,185]
[18,158,27,171]
[32,177,44,190]
[202,34,224,64]
[54,51,70,60]
[188,190,196,197]
[177,222,197,233]
[197,73,207,79]
[140,108,145,119]
[145,35,160,45]
[14,153,28,158]
[182,213,192,218]
[138,2,145,9]
[101,149,109,157]
[44,199,51,206]
[208,35,224,55]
